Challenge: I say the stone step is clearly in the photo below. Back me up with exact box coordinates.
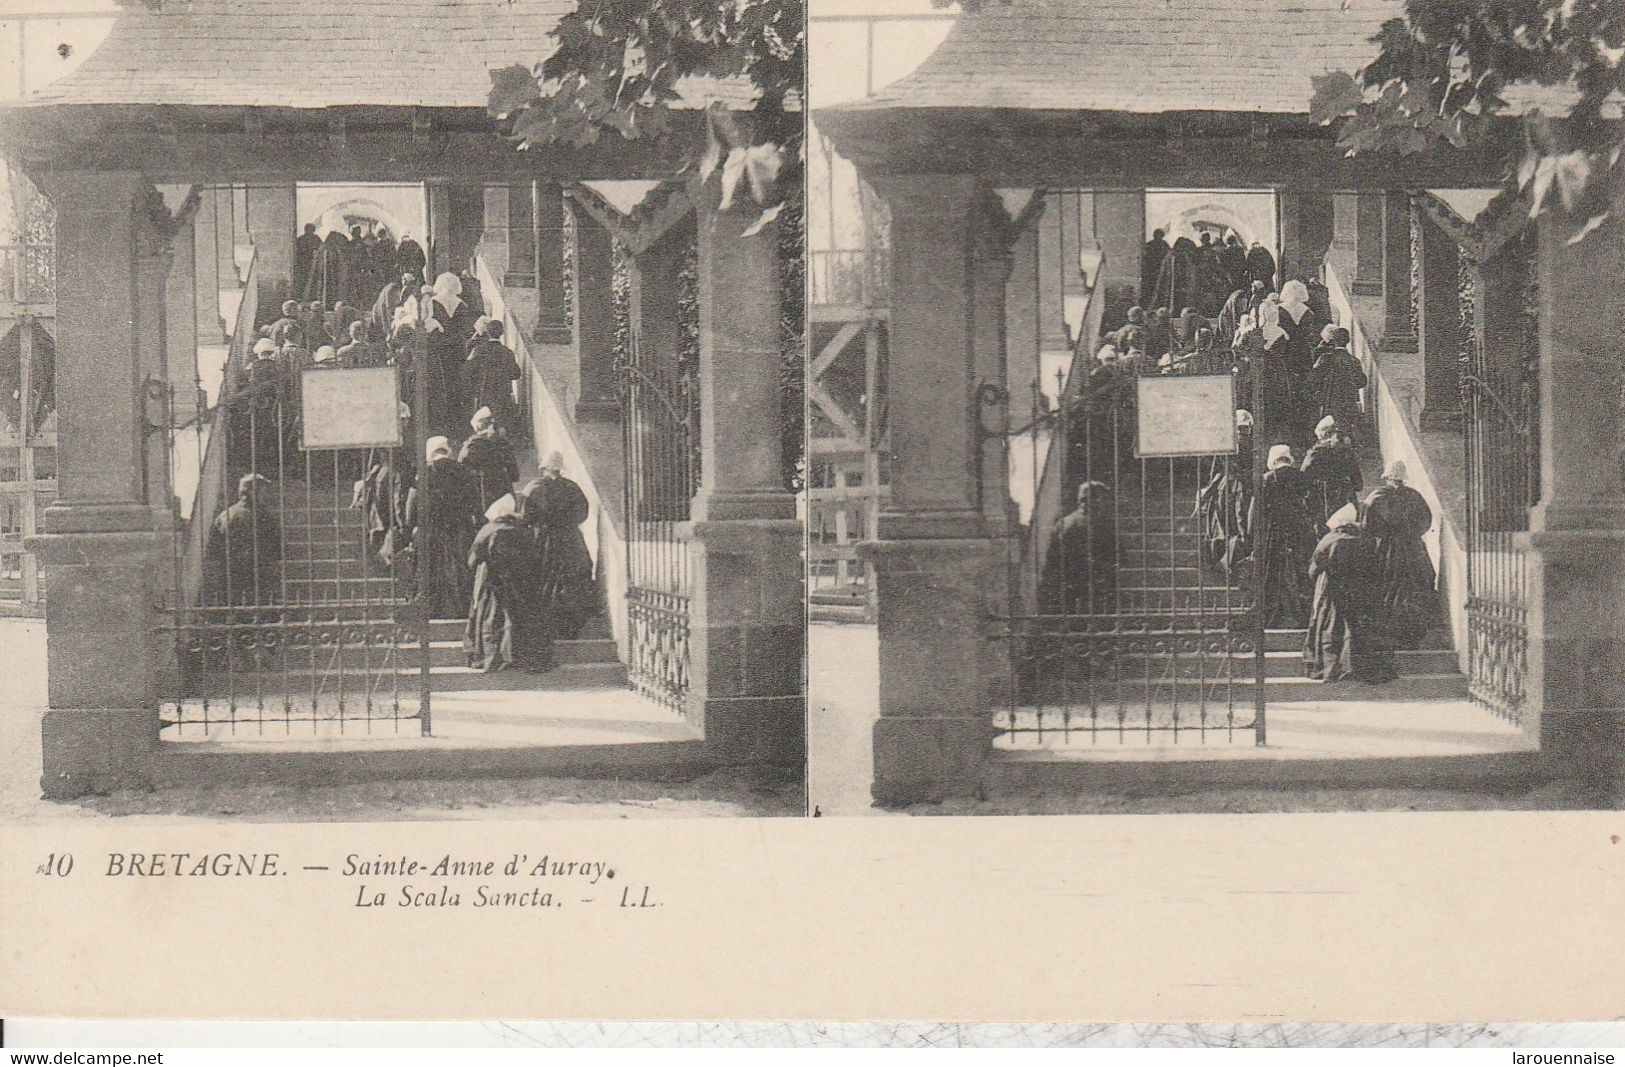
[187,660,628,697]
[281,527,370,547]
[277,557,376,578]
[1007,671,1471,709]
[1114,588,1253,610]
[1108,648,1460,678]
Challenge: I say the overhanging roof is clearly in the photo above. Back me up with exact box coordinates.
[18,0,742,112]
[0,0,759,182]
[815,0,1518,188]
[834,0,1402,117]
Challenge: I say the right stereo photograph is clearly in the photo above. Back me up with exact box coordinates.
[805,0,1625,817]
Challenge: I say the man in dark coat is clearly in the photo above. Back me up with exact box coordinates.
[457,406,520,511]
[1362,460,1438,650]
[1038,480,1117,614]
[1141,228,1171,306]
[335,321,385,368]
[202,473,281,608]
[294,223,321,300]
[396,233,428,281]
[1303,325,1367,442]
[1246,242,1277,289]
[1301,416,1364,531]
[269,300,306,349]
[1304,503,1396,684]
[1220,234,1249,294]
[304,228,353,305]
[464,318,522,433]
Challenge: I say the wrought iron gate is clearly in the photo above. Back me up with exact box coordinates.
[985,337,1268,748]
[616,239,700,715]
[1460,231,1538,724]
[160,250,431,740]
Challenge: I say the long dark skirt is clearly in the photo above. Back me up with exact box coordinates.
[420,524,473,619]
[465,567,554,672]
[1377,536,1439,650]
[1304,572,1396,683]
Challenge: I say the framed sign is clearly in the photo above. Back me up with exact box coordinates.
[300,365,403,450]
[1135,373,1236,458]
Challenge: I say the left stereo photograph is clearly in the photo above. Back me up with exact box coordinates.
[0,0,807,823]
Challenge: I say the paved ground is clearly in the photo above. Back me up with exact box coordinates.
[1,619,800,823]
[808,622,1618,816]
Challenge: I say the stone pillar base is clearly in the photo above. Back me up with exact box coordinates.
[1351,279,1382,296]
[40,708,156,799]
[700,694,805,767]
[872,714,993,807]
[863,527,1004,805]
[534,322,574,345]
[1522,528,1625,789]
[685,516,804,768]
[1382,331,1418,353]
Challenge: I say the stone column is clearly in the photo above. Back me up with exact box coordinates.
[244,182,296,312]
[567,197,620,423]
[1288,192,1334,282]
[1034,200,1069,351]
[501,182,534,286]
[1414,205,1463,430]
[862,175,999,805]
[192,187,227,344]
[443,184,485,270]
[27,171,165,797]
[166,210,199,399]
[480,185,512,280]
[685,191,803,766]
[1093,189,1146,326]
[1523,170,1625,787]
[534,183,573,344]
[1381,190,1418,351]
[1354,191,1384,295]
[1278,190,1302,282]
[425,179,452,279]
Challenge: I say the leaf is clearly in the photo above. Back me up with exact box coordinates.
[1565,210,1609,245]
[718,147,748,211]
[743,141,782,204]
[739,201,784,238]
[1309,71,1365,125]
[487,64,540,119]
[698,110,723,186]
[1529,154,1558,215]
[1552,149,1592,211]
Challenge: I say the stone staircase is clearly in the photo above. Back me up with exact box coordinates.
[174,478,626,717]
[1001,467,1468,737]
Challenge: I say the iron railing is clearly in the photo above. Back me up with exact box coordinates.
[1460,232,1537,724]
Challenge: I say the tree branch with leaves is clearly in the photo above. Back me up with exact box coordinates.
[1310,0,1622,242]
[487,0,803,230]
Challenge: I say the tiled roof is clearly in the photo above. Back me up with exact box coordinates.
[838,0,1406,116]
[21,0,748,111]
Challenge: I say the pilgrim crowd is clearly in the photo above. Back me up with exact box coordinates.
[202,220,598,675]
[1046,230,1439,685]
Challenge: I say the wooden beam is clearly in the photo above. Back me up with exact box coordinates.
[810,320,862,379]
[0,106,704,183]
[566,181,694,255]
[816,107,1513,189]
